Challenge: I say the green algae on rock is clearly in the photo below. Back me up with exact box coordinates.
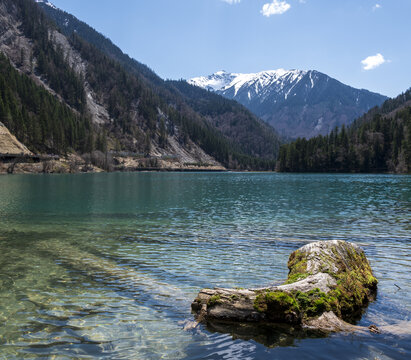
[191,240,378,332]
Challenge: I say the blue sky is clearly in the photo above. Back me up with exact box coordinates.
[49,0,411,97]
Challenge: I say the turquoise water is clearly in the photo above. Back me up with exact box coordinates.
[0,172,410,359]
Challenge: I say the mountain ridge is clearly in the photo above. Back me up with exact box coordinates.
[189,70,388,139]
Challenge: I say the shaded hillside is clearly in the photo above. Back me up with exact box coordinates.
[277,89,411,173]
[167,80,281,158]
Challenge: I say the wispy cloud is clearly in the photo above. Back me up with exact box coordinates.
[373,4,381,11]
[361,53,386,70]
[221,0,241,4]
[261,0,291,17]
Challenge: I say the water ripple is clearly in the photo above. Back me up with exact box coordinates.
[0,173,409,359]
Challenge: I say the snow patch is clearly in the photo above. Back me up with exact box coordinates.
[309,72,314,88]
[35,0,57,10]
[314,117,323,131]
[189,68,308,100]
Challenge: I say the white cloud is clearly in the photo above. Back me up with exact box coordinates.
[361,53,386,70]
[221,0,241,4]
[373,4,381,11]
[261,1,291,17]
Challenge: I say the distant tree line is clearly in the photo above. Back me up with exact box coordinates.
[277,90,411,173]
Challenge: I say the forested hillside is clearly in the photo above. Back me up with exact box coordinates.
[277,90,411,173]
[0,0,282,170]
[35,0,282,166]
[37,0,162,86]
[0,53,92,154]
[168,80,280,158]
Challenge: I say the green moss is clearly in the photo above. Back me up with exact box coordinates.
[366,274,378,288]
[251,242,378,323]
[230,294,239,301]
[254,293,267,313]
[266,291,299,311]
[253,288,342,322]
[295,291,310,308]
[287,250,308,276]
[253,291,299,315]
[284,273,309,284]
[208,295,222,307]
[292,289,338,318]
[327,265,377,320]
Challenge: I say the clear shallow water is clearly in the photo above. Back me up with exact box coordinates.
[0,172,410,359]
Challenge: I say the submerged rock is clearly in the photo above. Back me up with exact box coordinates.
[192,240,378,332]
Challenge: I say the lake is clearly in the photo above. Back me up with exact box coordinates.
[0,172,410,359]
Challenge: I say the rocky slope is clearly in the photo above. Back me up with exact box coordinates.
[0,122,32,155]
[189,70,388,139]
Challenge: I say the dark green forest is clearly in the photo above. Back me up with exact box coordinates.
[0,53,92,154]
[277,90,411,173]
[168,80,281,159]
[18,0,86,112]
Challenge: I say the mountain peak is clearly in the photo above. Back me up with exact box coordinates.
[35,0,57,10]
[189,69,387,139]
[189,69,309,98]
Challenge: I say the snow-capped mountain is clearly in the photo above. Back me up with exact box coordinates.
[189,70,388,139]
[190,69,306,100]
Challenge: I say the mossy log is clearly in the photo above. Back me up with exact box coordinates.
[192,240,378,332]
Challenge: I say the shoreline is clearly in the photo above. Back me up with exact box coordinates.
[0,165,229,175]
[0,154,227,175]
[0,157,409,175]
[2,168,409,175]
